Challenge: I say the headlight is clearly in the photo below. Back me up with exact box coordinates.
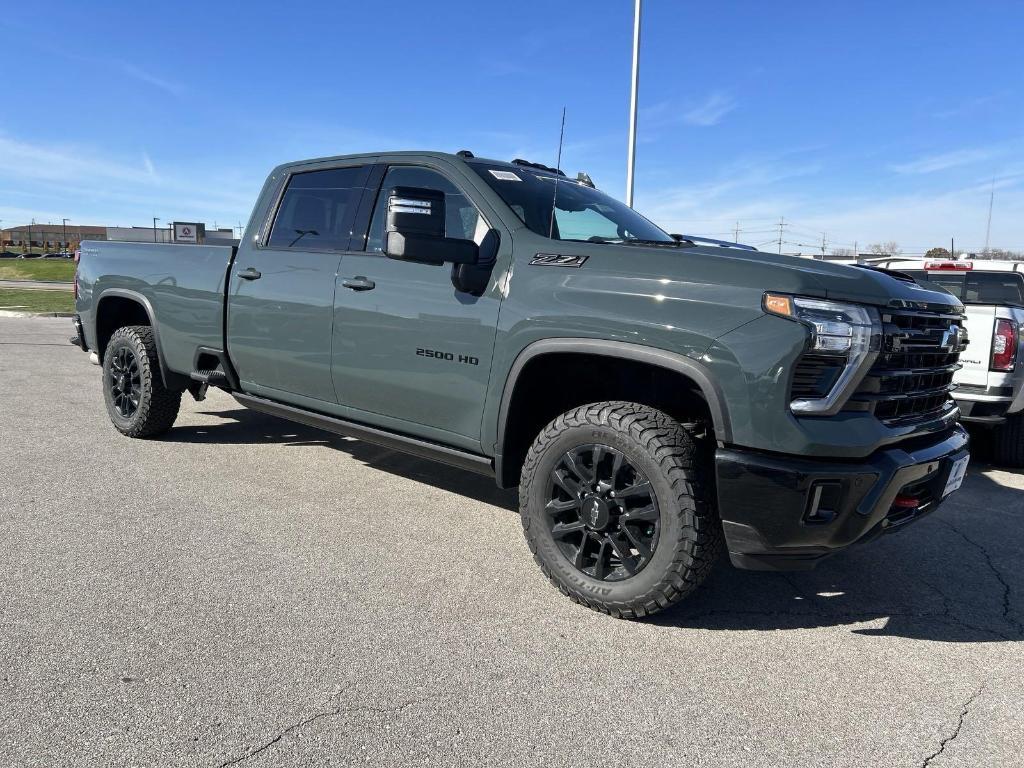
[764,293,881,415]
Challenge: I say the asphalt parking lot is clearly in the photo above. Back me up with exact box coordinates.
[2,315,1022,767]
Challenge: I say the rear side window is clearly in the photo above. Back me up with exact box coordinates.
[267,166,368,250]
[907,270,1024,306]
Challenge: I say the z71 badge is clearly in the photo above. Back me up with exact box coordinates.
[530,253,589,268]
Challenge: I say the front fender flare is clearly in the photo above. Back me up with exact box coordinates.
[493,338,733,480]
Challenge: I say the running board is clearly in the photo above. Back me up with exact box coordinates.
[233,392,495,477]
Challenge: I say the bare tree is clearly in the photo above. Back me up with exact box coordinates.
[868,241,902,257]
[829,247,854,259]
[987,248,1024,261]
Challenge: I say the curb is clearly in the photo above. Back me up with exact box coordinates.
[0,310,75,318]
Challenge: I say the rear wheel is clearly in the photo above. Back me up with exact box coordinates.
[519,401,722,619]
[102,325,181,438]
[991,412,1024,467]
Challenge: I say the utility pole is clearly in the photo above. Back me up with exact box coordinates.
[153,217,160,243]
[984,177,994,254]
[776,217,785,254]
[625,0,642,207]
[853,240,858,261]
[734,221,740,242]
[236,221,244,239]
[820,232,827,259]
[951,237,955,258]
[62,218,69,255]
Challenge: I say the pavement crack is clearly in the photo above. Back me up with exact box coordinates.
[937,519,1023,636]
[921,684,984,767]
[216,686,431,767]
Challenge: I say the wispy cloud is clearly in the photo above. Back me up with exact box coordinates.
[890,147,995,175]
[637,91,738,138]
[636,154,1024,252]
[0,132,256,227]
[682,91,737,127]
[117,60,186,97]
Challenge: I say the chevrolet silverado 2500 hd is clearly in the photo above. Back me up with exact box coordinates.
[71,151,970,618]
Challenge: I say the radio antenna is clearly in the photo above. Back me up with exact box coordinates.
[548,106,567,239]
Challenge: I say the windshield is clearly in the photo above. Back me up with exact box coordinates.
[468,162,676,244]
[903,270,1024,307]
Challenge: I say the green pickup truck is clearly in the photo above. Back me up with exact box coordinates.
[72,150,970,618]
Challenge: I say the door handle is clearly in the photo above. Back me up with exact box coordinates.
[237,267,262,281]
[342,276,376,291]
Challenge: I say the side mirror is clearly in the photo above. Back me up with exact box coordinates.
[384,186,478,266]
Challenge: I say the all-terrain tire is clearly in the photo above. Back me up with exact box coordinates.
[991,412,1024,467]
[102,325,181,438]
[520,401,722,619]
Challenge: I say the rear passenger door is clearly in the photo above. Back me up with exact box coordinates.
[330,163,504,448]
[228,163,371,406]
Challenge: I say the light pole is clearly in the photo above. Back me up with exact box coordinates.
[62,218,70,255]
[625,0,642,208]
[153,217,160,243]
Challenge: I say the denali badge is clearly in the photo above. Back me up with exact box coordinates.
[530,253,589,268]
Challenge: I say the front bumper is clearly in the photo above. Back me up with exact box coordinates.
[716,426,969,571]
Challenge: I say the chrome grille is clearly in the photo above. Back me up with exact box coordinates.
[847,308,964,424]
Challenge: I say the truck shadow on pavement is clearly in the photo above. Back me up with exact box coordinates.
[165,406,520,511]
[657,467,1024,643]
[166,407,1022,644]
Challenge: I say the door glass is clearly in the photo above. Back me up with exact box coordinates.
[365,166,481,253]
[267,166,366,251]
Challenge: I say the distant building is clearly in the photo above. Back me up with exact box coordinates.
[1,222,237,252]
[0,223,106,252]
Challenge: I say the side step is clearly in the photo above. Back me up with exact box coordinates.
[191,369,228,385]
[233,392,495,477]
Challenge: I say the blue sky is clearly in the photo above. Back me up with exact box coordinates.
[2,0,1023,254]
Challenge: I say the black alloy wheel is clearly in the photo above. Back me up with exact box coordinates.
[108,345,142,418]
[101,325,182,438]
[546,443,660,582]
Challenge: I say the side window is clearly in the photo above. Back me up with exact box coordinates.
[267,166,367,251]
[365,166,482,253]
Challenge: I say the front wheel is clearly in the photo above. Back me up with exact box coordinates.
[102,325,181,438]
[519,401,722,619]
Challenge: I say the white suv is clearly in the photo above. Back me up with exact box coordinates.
[884,258,1024,465]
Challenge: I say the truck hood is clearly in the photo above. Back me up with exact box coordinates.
[599,245,963,313]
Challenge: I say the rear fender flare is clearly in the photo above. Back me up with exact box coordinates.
[94,288,184,390]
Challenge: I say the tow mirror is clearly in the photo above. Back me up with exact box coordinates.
[384,186,478,266]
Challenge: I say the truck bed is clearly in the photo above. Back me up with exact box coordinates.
[77,240,236,377]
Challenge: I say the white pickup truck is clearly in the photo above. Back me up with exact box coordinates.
[885,258,1024,465]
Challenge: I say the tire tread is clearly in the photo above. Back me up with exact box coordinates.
[519,401,722,619]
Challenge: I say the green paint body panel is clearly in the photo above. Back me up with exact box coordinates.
[76,150,965,471]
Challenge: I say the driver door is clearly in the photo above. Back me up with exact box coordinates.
[331,163,503,446]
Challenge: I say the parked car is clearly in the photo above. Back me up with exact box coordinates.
[886,258,1024,465]
[71,150,970,618]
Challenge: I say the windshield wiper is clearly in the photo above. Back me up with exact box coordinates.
[620,238,680,247]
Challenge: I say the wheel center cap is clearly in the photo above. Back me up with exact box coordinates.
[582,495,611,530]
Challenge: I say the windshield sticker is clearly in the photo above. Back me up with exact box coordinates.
[489,170,521,181]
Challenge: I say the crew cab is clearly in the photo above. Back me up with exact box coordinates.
[71,150,971,618]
